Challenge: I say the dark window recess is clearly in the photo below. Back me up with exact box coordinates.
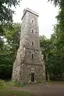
[32,20,33,23]
[32,54,33,59]
[32,30,33,33]
[32,42,34,45]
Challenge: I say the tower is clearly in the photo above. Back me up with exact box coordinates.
[12,8,45,83]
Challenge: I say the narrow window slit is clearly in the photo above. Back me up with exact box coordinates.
[32,30,33,33]
[32,54,33,59]
[32,42,34,45]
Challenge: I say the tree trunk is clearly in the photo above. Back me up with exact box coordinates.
[47,71,50,81]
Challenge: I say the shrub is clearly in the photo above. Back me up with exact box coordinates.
[0,80,8,88]
[7,81,24,87]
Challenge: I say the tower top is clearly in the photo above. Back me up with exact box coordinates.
[22,8,39,20]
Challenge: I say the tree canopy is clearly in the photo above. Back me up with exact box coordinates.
[0,0,21,22]
[47,0,64,80]
[48,0,62,6]
[0,0,21,53]
[0,23,21,79]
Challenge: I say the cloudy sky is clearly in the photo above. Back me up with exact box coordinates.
[13,0,59,38]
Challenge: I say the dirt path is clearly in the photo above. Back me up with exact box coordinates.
[11,83,64,96]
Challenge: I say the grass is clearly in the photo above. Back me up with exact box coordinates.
[1,79,64,96]
[0,89,32,96]
[0,80,33,96]
[47,81,64,85]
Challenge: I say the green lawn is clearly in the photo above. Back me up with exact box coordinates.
[0,89,32,96]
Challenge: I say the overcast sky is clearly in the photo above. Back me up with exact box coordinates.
[13,0,59,38]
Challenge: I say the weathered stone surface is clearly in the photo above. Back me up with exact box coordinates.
[12,8,46,83]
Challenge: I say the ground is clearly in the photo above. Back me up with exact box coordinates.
[11,83,64,96]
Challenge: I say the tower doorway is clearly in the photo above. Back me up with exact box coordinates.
[31,73,34,82]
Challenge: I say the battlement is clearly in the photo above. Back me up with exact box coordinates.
[22,8,39,20]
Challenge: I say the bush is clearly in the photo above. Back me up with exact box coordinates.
[0,80,26,88]
[7,81,24,87]
[0,80,8,88]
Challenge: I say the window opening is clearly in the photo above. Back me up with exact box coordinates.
[32,54,33,59]
[32,20,33,23]
[32,30,33,33]
[32,42,34,45]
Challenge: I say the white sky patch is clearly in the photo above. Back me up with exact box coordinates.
[13,0,59,38]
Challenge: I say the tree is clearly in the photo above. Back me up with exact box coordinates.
[40,35,53,81]
[48,0,64,80]
[0,0,21,22]
[4,23,21,58]
[0,23,21,79]
[51,24,64,78]
[0,0,21,50]
[48,0,61,6]
[40,35,64,81]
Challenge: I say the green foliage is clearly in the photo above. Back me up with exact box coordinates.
[48,0,64,81]
[0,0,21,22]
[0,54,13,79]
[48,0,60,6]
[40,36,54,79]
[0,0,21,50]
[40,35,64,80]
[4,23,21,58]
[0,23,21,80]
[0,80,7,88]
[7,81,24,87]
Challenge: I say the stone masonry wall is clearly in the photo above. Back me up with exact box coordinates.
[12,8,46,83]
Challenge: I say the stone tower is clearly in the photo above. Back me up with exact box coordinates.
[12,8,45,83]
